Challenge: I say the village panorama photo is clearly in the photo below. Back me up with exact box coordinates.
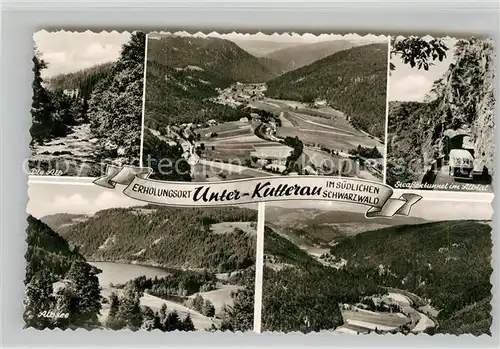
[142,32,388,183]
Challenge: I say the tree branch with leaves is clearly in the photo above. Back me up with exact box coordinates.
[390,36,449,71]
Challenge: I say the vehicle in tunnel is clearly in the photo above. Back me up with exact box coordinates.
[449,148,474,179]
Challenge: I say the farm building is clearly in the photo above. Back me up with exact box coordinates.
[250,145,293,166]
[314,100,327,108]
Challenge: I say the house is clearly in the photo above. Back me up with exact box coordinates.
[250,145,293,166]
[314,100,327,108]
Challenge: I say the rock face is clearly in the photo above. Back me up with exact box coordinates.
[440,38,496,175]
[387,38,496,184]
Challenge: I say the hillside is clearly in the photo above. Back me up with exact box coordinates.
[262,220,492,334]
[41,213,88,233]
[25,215,88,283]
[265,43,389,139]
[144,35,277,128]
[387,38,496,185]
[56,205,258,273]
[265,207,427,247]
[264,40,360,72]
[230,39,299,57]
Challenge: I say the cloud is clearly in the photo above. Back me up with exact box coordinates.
[390,74,433,101]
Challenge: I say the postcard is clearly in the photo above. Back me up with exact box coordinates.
[25,30,494,335]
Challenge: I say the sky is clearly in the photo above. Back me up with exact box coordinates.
[33,30,132,78]
[27,181,258,218]
[389,36,458,102]
[27,181,144,218]
[28,179,492,221]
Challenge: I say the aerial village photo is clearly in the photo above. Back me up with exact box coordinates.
[386,35,495,192]
[24,181,257,332]
[142,32,388,182]
[29,30,146,176]
[261,198,493,335]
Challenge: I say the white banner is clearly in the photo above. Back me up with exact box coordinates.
[93,165,422,218]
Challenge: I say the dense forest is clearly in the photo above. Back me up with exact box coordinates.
[54,205,258,273]
[387,38,495,186]
[144,35,278,128]
[265,43,389,140]
[48,62,113,99]
[262,220,492,335]
[30,32,145,175]
[141,128,192,181]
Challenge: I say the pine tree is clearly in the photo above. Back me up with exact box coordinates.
[140,306,157,331]
[109,292,120,318]
[116,284,143,331]
[201,299,215,317]
[164,310,181,332]
[106,292,125,330]
[52,284,74,329]
[218,283,254,332]
[30,53,57,143]
[23,269,55,329]
[181,314,196,331]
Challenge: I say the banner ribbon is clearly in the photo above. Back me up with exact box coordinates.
[93,165,422,218]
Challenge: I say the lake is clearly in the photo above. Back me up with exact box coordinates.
[90,261,172,287]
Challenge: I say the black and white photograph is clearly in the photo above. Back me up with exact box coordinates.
[142,32,388,182]
[24,180,257,332]
[261,198,492,335]
[29,31,146,177]
[386,36,495,192]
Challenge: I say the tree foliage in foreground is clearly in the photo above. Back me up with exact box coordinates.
[390,36,449,71]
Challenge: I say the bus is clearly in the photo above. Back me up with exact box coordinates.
[449,149,474,179]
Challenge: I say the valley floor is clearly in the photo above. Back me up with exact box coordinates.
[147,82,384,182]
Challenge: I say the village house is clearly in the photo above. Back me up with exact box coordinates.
[250,145,293,167]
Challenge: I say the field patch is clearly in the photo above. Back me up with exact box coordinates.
[210,221,257,235]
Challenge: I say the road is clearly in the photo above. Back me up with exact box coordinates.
[431,165,493,192]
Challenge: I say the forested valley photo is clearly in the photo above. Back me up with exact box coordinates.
[24,183,257,332]
[261,201,492,335]
[142,32,387,183]
[29,31,146,176]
